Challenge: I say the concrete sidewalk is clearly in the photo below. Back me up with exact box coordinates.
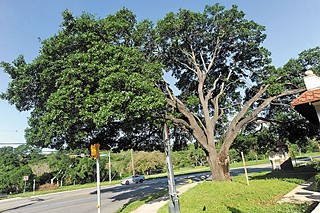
[279,175,320,212]
[131,182,199,213]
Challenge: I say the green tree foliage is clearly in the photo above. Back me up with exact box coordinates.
[1,9,165,151]
[244,47,320,154]
[0,144,210,194]
[133,151,165,175]
[0,146,35,194]
[230,46,320,160]
[231,133,258,155]
[110,150,132,178]
[46,150,103,185]
[172,144,207,168]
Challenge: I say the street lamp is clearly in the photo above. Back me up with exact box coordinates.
[164,123,180,213]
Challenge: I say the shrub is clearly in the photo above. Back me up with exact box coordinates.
[228,149,241,162]
[314,173,320,192]
[247,150,258,161]
[38,183,58,191]
[305,139,320,153]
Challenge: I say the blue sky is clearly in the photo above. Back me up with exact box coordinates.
[1,0,320,146]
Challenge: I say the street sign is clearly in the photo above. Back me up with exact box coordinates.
[23,176,29,181]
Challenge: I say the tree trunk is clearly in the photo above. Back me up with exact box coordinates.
[207,151,231,181]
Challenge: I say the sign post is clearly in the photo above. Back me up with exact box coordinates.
[23,176,28,195]
[100,152,112,183]
[108,151,111,184]
[241,152,250,186]
[33,179,35,195]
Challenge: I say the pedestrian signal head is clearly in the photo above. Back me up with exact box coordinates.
[90,144,100,159]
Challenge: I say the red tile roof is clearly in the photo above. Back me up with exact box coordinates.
[291,88,320,106]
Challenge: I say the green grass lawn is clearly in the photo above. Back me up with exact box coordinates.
[157,166,317,213]
[158,179,309,213]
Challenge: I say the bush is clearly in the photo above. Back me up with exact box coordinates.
[305,139,320,153]
[247,150,258,161]
[289,143,300,155]
[38,183,58,191]
[314,173,320,192]
[228,149,241,162]
[258,154,267,160]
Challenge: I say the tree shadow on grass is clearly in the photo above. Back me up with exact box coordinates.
[225,205,242,213]
[249,164,317,183]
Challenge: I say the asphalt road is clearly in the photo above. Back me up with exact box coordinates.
[0,181,168,213]
[0,162,287,213]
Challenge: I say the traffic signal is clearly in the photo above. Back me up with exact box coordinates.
[90,144,100,159]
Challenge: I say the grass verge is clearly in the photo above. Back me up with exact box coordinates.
[115,190,168,213]
[157,165,317,213]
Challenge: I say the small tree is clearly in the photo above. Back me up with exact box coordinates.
[134,151,165,175]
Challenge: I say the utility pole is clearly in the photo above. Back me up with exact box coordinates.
[131,149,135,176]
[164,123,180,213]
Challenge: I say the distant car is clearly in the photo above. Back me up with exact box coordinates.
[120,175,145,185]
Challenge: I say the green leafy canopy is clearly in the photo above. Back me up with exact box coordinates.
[1,9,165,150]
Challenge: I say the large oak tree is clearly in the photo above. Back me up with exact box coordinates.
[156,4,304,180]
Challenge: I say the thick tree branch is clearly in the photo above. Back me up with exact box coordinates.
[206,75,221,102]
[174,59,197,74]
[255,117,286,124]
[165,114,191,128]
[165,84,209,150]
[190,45,204,81]
[210,70,233,128]
[219,87,306,155]
[206,36,222,72]
[192,112,208,137]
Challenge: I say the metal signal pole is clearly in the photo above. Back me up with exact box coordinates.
[164,123,180,213]
[91,144,101,213]
[96,155,101,213]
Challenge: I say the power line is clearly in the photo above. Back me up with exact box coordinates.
[0,142,26,145]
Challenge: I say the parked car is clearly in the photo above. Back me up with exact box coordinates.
[120,175,145,185]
